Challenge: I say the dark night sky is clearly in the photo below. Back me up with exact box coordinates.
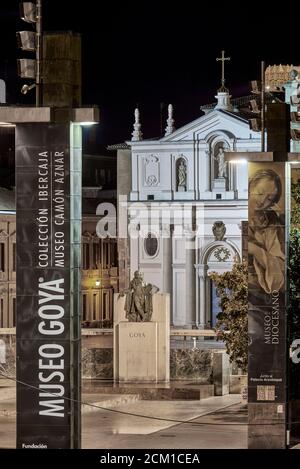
[0,1,297,145]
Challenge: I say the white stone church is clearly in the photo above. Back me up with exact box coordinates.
[119,83,261,329]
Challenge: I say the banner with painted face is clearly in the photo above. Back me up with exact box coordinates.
[248,162,286,404]
[288,166,300,437]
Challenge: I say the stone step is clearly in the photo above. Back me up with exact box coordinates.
[82,383,214,400]
[81,393,140,414]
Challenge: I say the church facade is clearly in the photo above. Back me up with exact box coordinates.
[126,91,261,328]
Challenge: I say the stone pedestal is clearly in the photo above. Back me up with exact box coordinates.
[213,351,230,396]
[114,293,170,383]
[213,177,226,191]
[248,403,286,449]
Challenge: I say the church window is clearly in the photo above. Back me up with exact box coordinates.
[110,241,117,267]
[82,294,87,322]
[0,243,4,272]
[92,293,97,320]
[92,241,100,269]
[144,233,158,257]
[211,283,221,327]
[82,243,90,270]
[12,243,16,272]
[0,298,4,327]
[12,298,16,327]
[102,291,110,321]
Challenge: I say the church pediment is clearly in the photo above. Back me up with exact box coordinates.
[159,109,253,143]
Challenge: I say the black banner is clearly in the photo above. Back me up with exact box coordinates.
[288,166,300,440]
[248,162,286,404]
[16,123,81,449]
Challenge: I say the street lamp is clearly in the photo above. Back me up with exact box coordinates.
[17,1,42,106]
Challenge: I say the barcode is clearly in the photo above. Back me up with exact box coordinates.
[257,385,275,401]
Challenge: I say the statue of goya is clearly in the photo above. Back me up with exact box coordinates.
[119,271,159,322]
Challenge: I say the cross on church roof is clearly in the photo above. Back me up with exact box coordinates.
[216,50,230,92]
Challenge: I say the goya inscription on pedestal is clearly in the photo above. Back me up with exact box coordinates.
[117,322,158,382]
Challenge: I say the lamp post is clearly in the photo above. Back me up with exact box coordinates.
[17,1,43,106]
[35,0,42,106]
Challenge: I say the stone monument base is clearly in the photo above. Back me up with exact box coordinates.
[114,293,170,383]
[116,322,158,382]
[213,177,226,191]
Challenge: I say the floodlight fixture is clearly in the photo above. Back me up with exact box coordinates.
[17,1,42,106]
[16,30,36,52]
[19,2,37,23]
[249,118,261,132]
[249,99,260,114]
[17,58,36,79]
[250,80,261,94]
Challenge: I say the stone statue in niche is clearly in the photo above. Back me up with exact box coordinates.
[290,69,299,80]
[119,271,159,322]
[177,159,187,191]
[214,146,227,178]
[212,221,226,241]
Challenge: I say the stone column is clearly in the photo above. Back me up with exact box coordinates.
[162,225,173,324]
[196,264,207,329]
[213,351,230,396]
[162,225,172,294]
[185,234,196,327]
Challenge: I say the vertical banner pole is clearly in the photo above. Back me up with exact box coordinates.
[248,161,287,448]
[16,122,82,448]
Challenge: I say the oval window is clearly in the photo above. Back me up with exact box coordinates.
[144,233,158,257]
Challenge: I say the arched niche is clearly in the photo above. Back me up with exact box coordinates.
[176,156,187,192]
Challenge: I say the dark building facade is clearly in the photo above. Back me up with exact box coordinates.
[0,150,118,329]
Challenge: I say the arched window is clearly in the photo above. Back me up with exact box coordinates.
[210,282,221,327]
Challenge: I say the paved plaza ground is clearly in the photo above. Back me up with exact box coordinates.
[1,378,299,450]
[0,378,246,449]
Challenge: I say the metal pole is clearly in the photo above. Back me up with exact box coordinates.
[261,61,265,152]
[36,0,42,106]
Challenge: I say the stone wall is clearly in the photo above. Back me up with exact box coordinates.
[82,348,113,379]
[170,349,213,382]
[82,347,215,382]
[0,334,221,384]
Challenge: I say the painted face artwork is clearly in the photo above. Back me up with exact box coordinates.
[250,178,278,211]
